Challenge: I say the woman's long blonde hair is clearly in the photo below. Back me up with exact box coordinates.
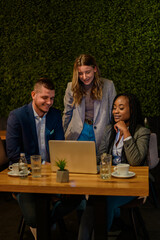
[72,54,103,105]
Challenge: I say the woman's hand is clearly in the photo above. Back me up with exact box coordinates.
[114,121,131,139]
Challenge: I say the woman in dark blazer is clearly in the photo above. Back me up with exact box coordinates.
[97,93,150,166]
[78,93,150,240]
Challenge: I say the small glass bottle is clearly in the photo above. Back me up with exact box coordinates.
[144,117,149,128]
[19,153,28,178]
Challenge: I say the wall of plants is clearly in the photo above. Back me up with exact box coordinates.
[0,0,159,117]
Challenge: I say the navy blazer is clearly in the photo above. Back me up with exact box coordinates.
[6,102,64,163]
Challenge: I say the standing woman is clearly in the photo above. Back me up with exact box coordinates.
[63,54,116,150]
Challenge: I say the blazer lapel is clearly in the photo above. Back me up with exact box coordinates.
[27,102,39,152]
[94,100,101,123]
[45,112,56,161]
[77,97,85,124]
[46,117,52,142]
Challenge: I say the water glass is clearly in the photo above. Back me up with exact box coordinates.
[100,153,112,179]
[31,155,42,178]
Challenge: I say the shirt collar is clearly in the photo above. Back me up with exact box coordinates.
[32,104,46,120]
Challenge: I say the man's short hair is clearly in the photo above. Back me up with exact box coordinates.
[34,77,55,91]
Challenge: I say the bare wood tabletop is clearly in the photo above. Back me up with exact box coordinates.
[0,165,149,240]
[0,165,149,196]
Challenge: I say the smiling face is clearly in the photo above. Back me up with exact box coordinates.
[78,65,97,85]
[31,85,55,117]
[112,96,130,125]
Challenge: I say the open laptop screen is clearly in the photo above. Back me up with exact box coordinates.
[49,140,97,174]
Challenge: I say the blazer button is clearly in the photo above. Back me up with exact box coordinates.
[94,126,97,129]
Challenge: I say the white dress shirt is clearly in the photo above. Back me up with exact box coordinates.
[112,129,132,165]
[32,106,47,163]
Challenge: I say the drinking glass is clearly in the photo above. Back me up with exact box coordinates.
[31,155,42,178]
[100,153,112,179]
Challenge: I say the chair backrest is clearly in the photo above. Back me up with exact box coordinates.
[0,137,8,167]
[147,133,159,169]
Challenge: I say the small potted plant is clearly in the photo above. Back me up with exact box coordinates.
[55,158,69,183]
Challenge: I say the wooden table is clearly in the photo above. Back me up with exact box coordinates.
[0,130,6,140]
[0,165,149,239]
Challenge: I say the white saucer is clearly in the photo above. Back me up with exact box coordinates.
[111,171,136,178]
[8,170,30,177]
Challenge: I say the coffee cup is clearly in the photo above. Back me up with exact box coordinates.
[114,163,130,176]
[9,163,19,174]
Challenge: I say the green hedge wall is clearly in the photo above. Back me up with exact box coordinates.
[0,0,160,117]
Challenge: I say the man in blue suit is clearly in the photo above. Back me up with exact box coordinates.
[6,78,81,239]
[6,77,64,164]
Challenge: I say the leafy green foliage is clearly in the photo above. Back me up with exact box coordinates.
[0,0,159,117]
[55,158,67,171]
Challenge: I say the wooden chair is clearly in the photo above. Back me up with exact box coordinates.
[147,133,159,208]
[18,217,26,240]
[120,197,150,240]
[147,133,159,170]
[109,134,158,239]
[12,193,26,240]
[116,133,159,239]
[0,136,69,239]
[0,137,26,239]
[12,193,68,240]
[0,137,8,171]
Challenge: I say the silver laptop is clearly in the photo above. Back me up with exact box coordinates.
[49,140,97,174]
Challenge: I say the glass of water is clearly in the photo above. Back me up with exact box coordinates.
[31,155,42,178]
[100,153,112,179]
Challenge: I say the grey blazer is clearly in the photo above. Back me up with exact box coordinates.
[97,124,150,165]
[63,78,116,149]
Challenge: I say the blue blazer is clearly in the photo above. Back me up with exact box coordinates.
[6,102,64,163]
